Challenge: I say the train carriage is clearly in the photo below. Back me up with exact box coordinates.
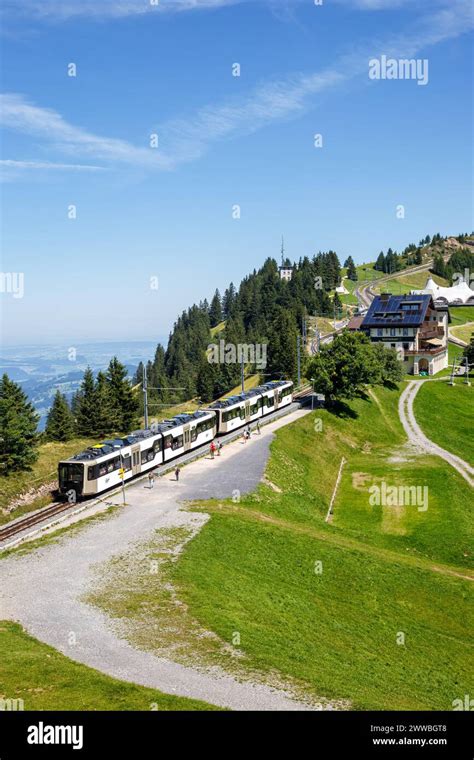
[58,383,292,500]
[206,380,293,435]
[156,410,216,463]
[58,429,163,499]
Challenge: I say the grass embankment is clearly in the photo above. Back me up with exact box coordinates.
[414,381,473,466]
[0,621,216,711]
[0,438,95,524]
[372,271,447,296]
[450,323,474,345]
[450,306,474,327]
[89,385,473,711]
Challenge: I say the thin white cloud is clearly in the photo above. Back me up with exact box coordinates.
[0,159,105,171]
[1,0,472,175]
[0,93,173,169]
[2,0,242,21]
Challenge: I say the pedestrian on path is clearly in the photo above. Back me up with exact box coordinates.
[217,441,222,456]
[246,425,251,439]
[175,466,181,482]
[256,420,261,435]
[210,441,215,459]
[148,471,155,489]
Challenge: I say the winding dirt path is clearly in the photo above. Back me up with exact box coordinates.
[398,381,474,487]
[0,410,339,712]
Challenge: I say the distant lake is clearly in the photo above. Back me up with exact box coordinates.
[0,339,166,430]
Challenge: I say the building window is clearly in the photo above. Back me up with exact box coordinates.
[377,328,383,337]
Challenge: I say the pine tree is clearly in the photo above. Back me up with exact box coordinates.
[106,357,139,432]
[93,371,117,436]
[76,367,97,437]
[375,251,385,271]
[196,357,216,403]
[0,374,39,473]
[45,390,75,442]
[333,291,343,316]
[345,256,358,281]
[266,308,298,381]
[209,289,223,327]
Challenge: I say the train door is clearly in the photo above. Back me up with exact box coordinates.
[273,390,279,409]
[245,400,251,421]
[131,445,141,475]
[183,424,191,452]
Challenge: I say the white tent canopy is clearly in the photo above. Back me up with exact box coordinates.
[412,276,474,305]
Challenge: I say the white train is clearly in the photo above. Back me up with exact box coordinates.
[58,380,293,499]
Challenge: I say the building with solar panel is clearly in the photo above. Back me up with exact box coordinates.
[360,293,449,376]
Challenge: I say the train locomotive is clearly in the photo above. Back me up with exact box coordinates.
[58,380,293,500]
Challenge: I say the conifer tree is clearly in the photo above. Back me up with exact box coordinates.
[106,357,139,432]
[93,371,117,436]
[0,374,39,472]
[266,308,298,381]
[209,289,223,327]
[345,256,358,281]
[45,390,75,442]
[76,367,97,437]
[375,251,385,271]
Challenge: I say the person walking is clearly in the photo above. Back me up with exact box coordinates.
[217,441,222,456]
[148,471,155,489]
[246,425,251,439]
[256,420,261,435]
[175,465,180,482]
[210,441,215,459]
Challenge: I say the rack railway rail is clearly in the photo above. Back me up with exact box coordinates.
[0,389,316,549]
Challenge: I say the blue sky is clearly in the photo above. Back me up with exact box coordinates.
[1,0,472,345]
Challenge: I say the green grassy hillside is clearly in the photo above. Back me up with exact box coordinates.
[88,384,473,711]
[414,381,473,466]
[0,621,216,711]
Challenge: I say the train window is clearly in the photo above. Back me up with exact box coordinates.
[99,465,107,477]
[191,428,197,442]
[88,465,96,481]
[172,435,184,450]
[123,456,131,471]
[164,436,172,449]
[153,438,162,452]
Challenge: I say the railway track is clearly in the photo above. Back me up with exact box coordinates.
[0,499,78,543]
[0,395,314,548]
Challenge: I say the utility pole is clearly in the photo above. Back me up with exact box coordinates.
[241,352,245,393]
[297,334,301,387]
[449,354,458,385]
[464,355,471,386]
[119,452,126,506]
[142,364,149,430]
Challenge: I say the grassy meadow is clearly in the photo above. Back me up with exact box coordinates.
[88,383,473,711]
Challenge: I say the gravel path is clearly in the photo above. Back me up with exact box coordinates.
[0,409,334,711]
[398,381,474,487]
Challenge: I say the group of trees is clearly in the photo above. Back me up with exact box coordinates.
[0,358,139,474]
[431,248,474,283]
[306,331,403,402]
[343,256,358,281]
[0,374,39,473]
[374,248,409,274]
[134,251,343,406]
